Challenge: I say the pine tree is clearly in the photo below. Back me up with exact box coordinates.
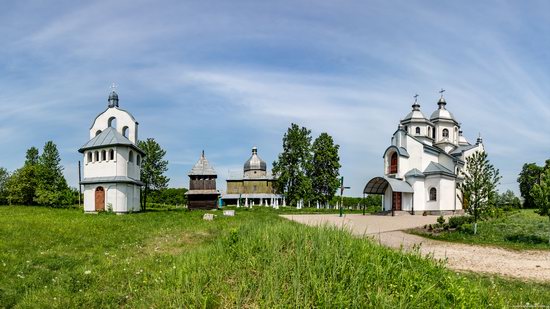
[272,123,313,206]
[458,151,501,234]
[310,133,341,207]
[34,141,69,206]
[138,138,169,210]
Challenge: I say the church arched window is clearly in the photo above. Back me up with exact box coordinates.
[109,149,115,161]
[101,150,106,161]
[415,127,420,135]
[428,127,431,137]
[442,129,449,138]
[129,151,134,163]
[122,126,129,138]
[94,151,99,162]
[96,130,102,137]
[389,152,398,174]
[429,188,437,201]
[87,152,92,163]
[432,129,436,138]
[108,117,117,128]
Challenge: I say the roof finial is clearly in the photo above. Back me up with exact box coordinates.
[476,132,483,145]
[414,93,419,103]
[108,82,119,108]
[439,88,445,97]
[412,94,420,110]
[437,88,446,108]
[202,150,205,158]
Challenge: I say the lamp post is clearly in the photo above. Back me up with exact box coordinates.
[339,176,351,218]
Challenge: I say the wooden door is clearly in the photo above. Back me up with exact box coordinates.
[392,192,401,211]
[95,187,105,211]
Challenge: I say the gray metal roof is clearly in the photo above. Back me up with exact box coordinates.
[221,193,283,199]
[363,176,414,194]
[244,147,267,172]
[188,152,217,176]
[383,145,410,158]
[404,168,425,178]
[79,127,144,155]
[424,162,455,177]
[81,176,144,186]
[450,144,477,156]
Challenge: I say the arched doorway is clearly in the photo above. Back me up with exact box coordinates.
[95,187,105,211]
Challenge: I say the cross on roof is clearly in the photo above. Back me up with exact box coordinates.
[413,94,419,102]
[110,82,118,92]
[439,88,445,95]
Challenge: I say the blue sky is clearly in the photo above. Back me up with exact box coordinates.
[1,0,549,196]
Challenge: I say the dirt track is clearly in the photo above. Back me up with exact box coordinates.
[281,214,550,282]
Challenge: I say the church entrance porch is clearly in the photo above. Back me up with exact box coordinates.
[95,187,105,211]
[363,176,413,215]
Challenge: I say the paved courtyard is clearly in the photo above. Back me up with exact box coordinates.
[281,213,550,282]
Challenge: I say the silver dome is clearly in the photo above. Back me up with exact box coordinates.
[430,97,456,121]
[244,147,267,172]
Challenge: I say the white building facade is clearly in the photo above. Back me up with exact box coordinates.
[364,94,484,214]
[78,91,145,213]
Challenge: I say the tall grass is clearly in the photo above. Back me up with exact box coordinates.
[1,206,549,308]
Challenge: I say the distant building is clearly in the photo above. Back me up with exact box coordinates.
[221,147,283,207]
[186,151,220,210]
[78,90,145,213]
[364,93,484,214]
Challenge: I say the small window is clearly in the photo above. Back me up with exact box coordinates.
[404,126,408,132]
[432,129,436,138]
[108,117,117,128]
[429,188,437,201]
[122,126,129,138]
[95,130,102,136]
[94,151,99,162]
[87,152,92,163]
[442,129,449,138]
[415,127,420,135]
[101,150,106,161]
[137,155,141,166]
[129,151,134,163]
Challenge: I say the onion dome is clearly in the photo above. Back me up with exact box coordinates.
[244,147,266,172]
[108,91,119,108]
[402,97,428,121]
[476,133,483,145]
[458,130,470,146]
[430,95,456,121]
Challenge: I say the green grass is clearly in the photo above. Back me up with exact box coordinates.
[0,206,549,308]
[410,209,550,250]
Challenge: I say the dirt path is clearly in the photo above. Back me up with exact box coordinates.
[281,214,550,282]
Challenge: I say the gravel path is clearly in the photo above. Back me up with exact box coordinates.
[281,214,550,282]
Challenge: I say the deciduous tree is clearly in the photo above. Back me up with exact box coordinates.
[530,167,550,244]
[459,151,501,234]
[272,123,313,206]
[310,133,341,207]
[518,163,544,208]
[138,138,169,210]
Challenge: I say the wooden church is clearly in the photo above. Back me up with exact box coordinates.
[186,151,220,210]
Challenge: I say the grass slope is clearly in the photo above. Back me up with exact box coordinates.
[0,206,548,308]
[410,210,550,250]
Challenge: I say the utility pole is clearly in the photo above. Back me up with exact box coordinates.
[78,161,82,207]
[339,176,350,218]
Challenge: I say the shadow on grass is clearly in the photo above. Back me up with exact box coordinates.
[505,233,548,245]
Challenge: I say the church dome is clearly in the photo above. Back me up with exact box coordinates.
[402,97,428,122]
[430,96,456,121]
[244,147,267,172]
[108,91,119,108]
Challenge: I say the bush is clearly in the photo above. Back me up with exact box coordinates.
[437,215,445,225]
[448,216,475,229]
[458,223,475,234]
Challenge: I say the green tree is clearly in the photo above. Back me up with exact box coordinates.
[272,123,313,206]
[34,141,70,206]
[459,151,501,234]
[309,133,341,207]
[138,138,169,211]
[518,163,544,209]
[496,189,521,209]
[0,168,9,204]
[530,167,550,244]
[5,147,41,205]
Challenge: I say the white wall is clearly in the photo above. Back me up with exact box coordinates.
[83,183,141,213]
[90,108,139,143]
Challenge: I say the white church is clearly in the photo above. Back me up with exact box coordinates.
[78,89,145,213]
[364,92,484,214]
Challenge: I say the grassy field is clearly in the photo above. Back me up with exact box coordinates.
[1,206,549,308]
[410,209,550,250]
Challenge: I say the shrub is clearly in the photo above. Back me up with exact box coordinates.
[458,223,474,234]
[448,215,475,229]
[437,215,445,225]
